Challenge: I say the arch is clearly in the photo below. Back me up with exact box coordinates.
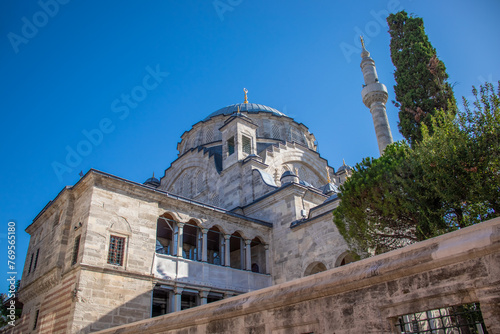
[159,211,182,223]
[207,226,223,265]
[304,261,327,277]
[109,216,132,234]
[156,214,175,256]
[186,218,202,228]
[204,223,227,235]
[229,231,245,270]
[335,251,356,267]
[250,236,266,274]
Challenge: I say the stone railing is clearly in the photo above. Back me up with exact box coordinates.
[153,253,272,293]
[97,217,500,334]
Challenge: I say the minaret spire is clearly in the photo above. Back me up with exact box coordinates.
[360,36,393,155]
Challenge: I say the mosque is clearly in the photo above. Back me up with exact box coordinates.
[14,42,393,333]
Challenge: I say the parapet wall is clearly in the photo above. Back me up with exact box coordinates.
[95,217,500,334]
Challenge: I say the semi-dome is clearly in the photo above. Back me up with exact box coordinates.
[203,103,286,121]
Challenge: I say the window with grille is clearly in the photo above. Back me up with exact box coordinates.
[227,136,235,155]
[205,127,214,143]
[395,303,488,334]
[107,235,126,266]
[242,135,251,154]
[72,235,81,265]
[272,123,281,139]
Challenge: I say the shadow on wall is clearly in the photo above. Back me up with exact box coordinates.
[79,290,152,334]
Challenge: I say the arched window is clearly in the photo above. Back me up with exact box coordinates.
[336,251,356,267]
[304,262,327,276]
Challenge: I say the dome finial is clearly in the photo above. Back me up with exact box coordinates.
[243,88,248,104]
[326,166,331,183]
[360,35,365,49]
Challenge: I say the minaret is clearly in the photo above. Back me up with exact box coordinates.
[360,37,393,155]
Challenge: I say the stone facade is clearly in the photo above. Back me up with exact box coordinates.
[9,45,398,333]
[12,97,356,333]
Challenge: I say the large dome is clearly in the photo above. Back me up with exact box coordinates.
[203,103,287,121]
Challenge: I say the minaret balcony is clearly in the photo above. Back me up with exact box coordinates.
[361,83,388,108]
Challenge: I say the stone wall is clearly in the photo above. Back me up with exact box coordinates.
[94,217,500,334]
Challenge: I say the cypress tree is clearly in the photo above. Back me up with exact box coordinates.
[387,11,457,146]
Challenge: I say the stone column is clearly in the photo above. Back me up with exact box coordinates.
[199,290,210,305]
[197,229,203,261]
[173,224,179,256]
[264,244,270,274]
[224,234,231,267]
[240,238,245,269]
[220,235,225,266]
[173,286,184,312]
[177,222,185,258]
[245,239,252,271]
[202,228,208,262]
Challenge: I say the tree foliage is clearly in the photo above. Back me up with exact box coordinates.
[333,142,445,254]
[387,11,457,146]
[334,82,500,255]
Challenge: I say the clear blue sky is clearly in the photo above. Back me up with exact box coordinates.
[1,1,499,293]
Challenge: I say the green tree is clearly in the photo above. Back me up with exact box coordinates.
[0,280,22,327]
[414,82,500,227]
[334,82,500,255]
[333,142,446,254]
[387,11,457,146]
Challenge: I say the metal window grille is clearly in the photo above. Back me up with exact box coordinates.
[107,235,126,266]
[72,235,81,265]
[205,127,214,143]
[395,303,488,334]
[242,135,251,154]
[272,123,281,139]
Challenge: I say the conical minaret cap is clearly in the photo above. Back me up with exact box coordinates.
[360,36,370,58]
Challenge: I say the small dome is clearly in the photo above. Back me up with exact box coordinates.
[144,174,160,188]
[204,103,286,121]
[280,170,296,180]
[337,160,352,173]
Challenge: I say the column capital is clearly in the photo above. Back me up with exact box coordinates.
[199,289,210,298]
[264,244,269,250]
[224,234,231,240]
[174,286,184,295]
[177,222,185,228]
[244,239,252,245]
[224,292,235,299]
[202,228,209,234]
